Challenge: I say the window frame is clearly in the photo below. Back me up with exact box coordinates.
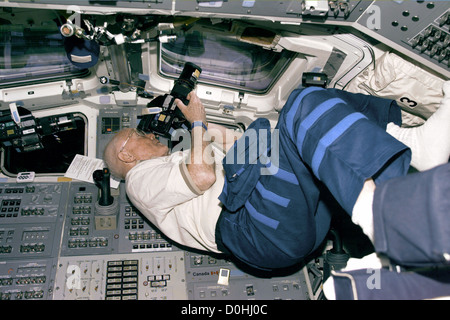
[0,112,88,177]
[157,32,296,95]
[0,24,90,89]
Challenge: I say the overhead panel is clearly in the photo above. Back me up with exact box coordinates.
[356,0,450,77]
[174,0,372,22]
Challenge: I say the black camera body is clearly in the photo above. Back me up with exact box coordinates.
[138,62,202,139]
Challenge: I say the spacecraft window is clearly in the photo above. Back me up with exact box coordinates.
[159,29,295,94]
[0,113,87,176]
[0,24,88,88]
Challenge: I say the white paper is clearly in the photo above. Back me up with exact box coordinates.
[65,154,120,188]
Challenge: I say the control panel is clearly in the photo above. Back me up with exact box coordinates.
[356,0,450,77]
[53,252,187,300]
[0,183,66,300]
[174,0,372,22]
[0,258,58,300]
[1,0,371,22]
[0,181,320,300]
[0,183,67,259]
[184,251,319,300]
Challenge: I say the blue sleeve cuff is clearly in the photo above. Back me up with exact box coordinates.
[191,121,208,131]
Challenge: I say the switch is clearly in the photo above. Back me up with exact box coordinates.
[246,285,255,296]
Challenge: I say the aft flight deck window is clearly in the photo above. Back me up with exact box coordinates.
[160,30,295,93]
[0,25,87,88]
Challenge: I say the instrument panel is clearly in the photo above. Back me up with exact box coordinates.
[0,181,322,300]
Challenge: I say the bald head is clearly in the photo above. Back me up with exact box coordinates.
[103,128,134,180]
[103,128,170,180]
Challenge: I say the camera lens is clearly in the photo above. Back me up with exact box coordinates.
[171,62,202,101]
[179,62,202,86]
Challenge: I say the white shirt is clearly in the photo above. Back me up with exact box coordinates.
[125,147,225,253]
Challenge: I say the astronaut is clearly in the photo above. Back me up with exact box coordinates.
[103,82,449,293]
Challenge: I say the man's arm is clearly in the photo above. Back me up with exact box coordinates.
[175,92,216,192]
[208,122,244,153]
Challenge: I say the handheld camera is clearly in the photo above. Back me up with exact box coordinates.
[138,62,202,139]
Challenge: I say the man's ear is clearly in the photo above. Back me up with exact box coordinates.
[118,150,136,164]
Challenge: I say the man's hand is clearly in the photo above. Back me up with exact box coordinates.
[175,92,216,192]
[175,92,207,125]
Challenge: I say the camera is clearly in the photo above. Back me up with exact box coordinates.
[138,62,202,139]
